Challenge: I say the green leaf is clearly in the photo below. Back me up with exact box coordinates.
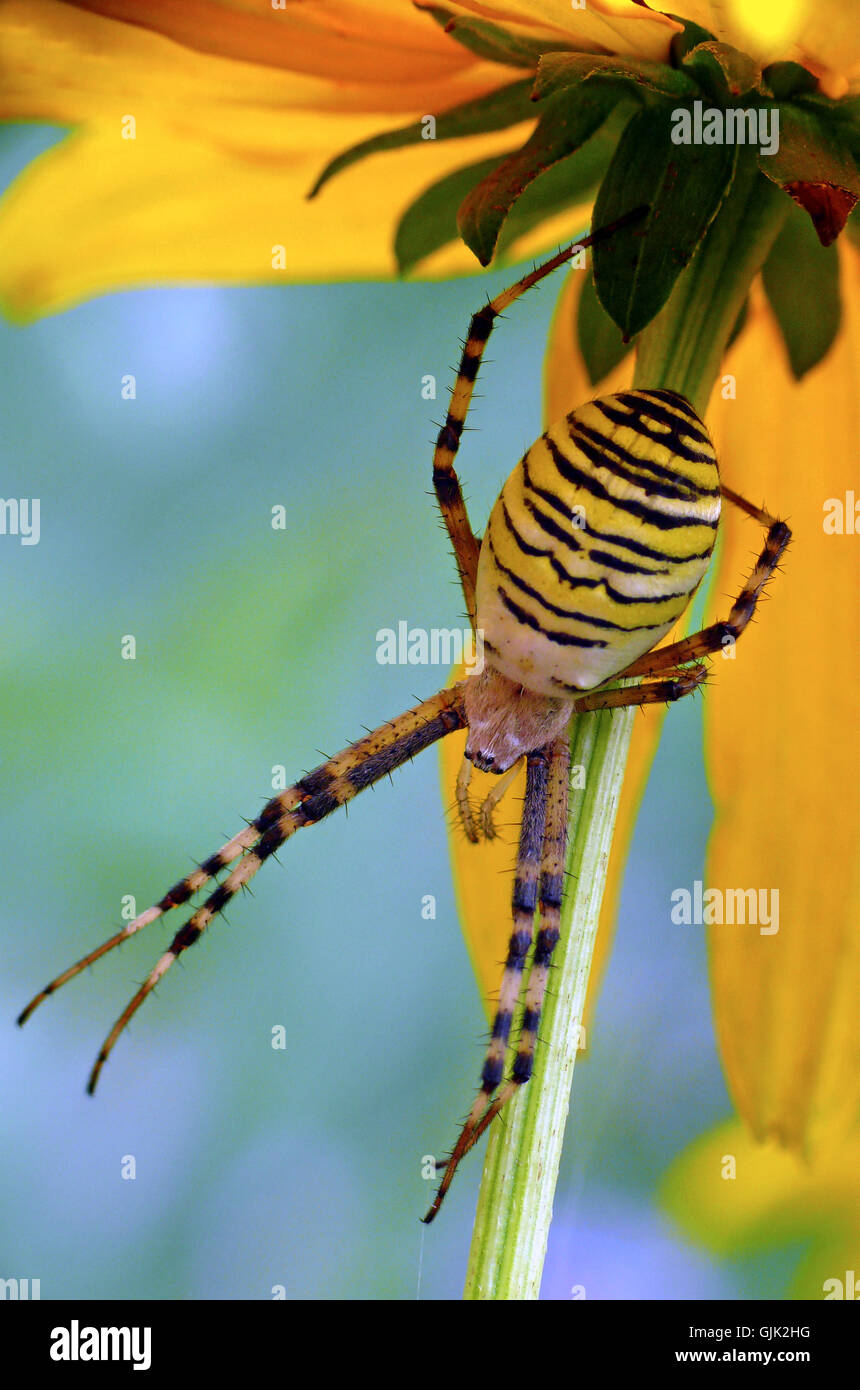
[681,41,763,100]
[493,103,633,260]
[393,103,631,275]
[307,78,535,199]
[798,92,860,164]
[592,104,737,340]
[829,94,860,135]
[761,201,841,378]
[764,62,820,100]
[635,157,787,411]
[796,91,860,125]
[394,156,503,274]
[458,84,630,265]
[669,17,717,65]
[576,267,633,385]
[417,3,567,68]
[533,50,698,102]
[757,104,860,244]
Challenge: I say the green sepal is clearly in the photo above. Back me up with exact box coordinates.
[417,3,568,68]
[668,16,717,64]
[592,103,737,340]
[680,41,763,101]
[307,79,535,199]
[761,200,841,378]
[576,266,634,386]
[764,62,820,100]
[392,101,631,275]
[758,104,860,244]
[493,104,632,261]
[458,84,631,265]
[533,50,698,103]
[796,92,860,165]
[394,157,504,275]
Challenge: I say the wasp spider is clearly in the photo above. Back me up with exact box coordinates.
[19,217,790,1223]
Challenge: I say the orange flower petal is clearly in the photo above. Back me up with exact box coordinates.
[0,0,519,120]
[423,0,680,61]
[64,0,464,83]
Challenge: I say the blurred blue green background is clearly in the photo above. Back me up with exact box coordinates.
[1,124,798,1300]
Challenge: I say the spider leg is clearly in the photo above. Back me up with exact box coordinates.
[570,662,709,713]
[616,487,791,679]
[16,821,265,1026]
[21,687,475,1027]
[433,207,648,628]
[423,741,556,1223]
[441,735,572,1172]
[19,685,467,1092]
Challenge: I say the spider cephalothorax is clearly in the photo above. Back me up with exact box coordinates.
[463,665,570,774]
[19,217,790,1223]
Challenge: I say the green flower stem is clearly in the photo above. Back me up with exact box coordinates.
[463,155,788,1301]
[463,701,635,1300]
[636,153,788,413]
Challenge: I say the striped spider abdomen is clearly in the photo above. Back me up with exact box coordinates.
[476,389,720,699]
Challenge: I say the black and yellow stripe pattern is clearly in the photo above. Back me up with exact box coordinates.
[476,389,721,696]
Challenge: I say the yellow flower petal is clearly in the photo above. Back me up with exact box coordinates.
[661,1119,860,1298]
[0,0,538,316]
[0,114,535,319]
[704,245,860,1156]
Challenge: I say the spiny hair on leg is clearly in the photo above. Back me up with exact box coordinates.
[19,686,467,1093]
